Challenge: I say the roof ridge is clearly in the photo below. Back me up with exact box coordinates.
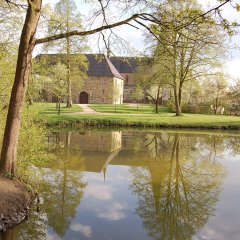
[104,55,125,80]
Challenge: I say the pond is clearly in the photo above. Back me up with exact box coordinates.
[1,129,240,240]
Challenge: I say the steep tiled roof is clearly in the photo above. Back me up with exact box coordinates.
[110,57,138,73]
[85,54,124,80]
[35,53,125,80]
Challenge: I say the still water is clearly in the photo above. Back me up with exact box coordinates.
[1,129,240,240]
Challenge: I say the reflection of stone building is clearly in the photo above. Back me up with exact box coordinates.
[48,131,123,173]
[78,131,122,152]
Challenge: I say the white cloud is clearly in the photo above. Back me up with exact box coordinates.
[96,202,128,221]
[70,223,93,238]
[85,184,114,200]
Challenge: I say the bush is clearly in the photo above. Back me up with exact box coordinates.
[182,104,212,114]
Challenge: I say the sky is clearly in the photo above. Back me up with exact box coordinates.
[41,0,240,81]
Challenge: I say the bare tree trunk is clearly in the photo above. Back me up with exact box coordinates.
[66,0,72,108]
[155,100,159,113]
[177,83,183,116]
[155,87,160,114]
[0,1,42,175]
[65,36,72,107]
[214,97,218,115]
[174,87,182,116]
[58,99,61,115]
[66,57,72,107]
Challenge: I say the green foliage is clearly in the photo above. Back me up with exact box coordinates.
[31,54,88,102]
[17,109,55,181]
[144,0,227,115]
[181,104,212,114]
[131,85,144,102]
[0,105,55,184]
[44,0,88,53]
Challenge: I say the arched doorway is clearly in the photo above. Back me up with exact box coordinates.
[79,91,89,104]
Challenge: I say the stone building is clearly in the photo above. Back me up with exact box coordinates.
[79,54,124,104]
[110,56,139,103]
[35,53,142,104]
[78,54,142,104]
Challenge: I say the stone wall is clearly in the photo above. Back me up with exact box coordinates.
[76,76,124,104]
[121,73,136,102]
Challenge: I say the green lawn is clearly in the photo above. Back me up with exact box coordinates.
[26,102,82,115]
[24,102,240,130]
[89,104,169,114]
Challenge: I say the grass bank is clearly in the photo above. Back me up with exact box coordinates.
[29,103,240,130]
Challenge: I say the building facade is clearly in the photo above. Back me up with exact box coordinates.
[78,54,124,104]
[36,53,141,104]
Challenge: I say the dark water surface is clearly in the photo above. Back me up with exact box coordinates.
[1,129,240,240]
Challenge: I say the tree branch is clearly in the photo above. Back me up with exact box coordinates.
[35,13,141,45]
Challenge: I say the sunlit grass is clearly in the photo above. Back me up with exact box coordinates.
[24,102,240,130]
[26,102,82,115]
[89,103,169,114]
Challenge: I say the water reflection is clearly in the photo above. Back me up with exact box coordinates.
[129,133,225,240]
[1,130,239,240]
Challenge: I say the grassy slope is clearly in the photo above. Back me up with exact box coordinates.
[30,103,240,130]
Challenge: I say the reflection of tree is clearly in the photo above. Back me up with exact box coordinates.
[1,131,87,240]
[226,136,240,156]
[41,132,87,238]
[130,133,225,240]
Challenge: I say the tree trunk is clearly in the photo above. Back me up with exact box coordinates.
[65,0,72,108]
[214,97,218,115]
[155,100,159,113]
[0,1,42,175]
[58,99,61,115]
[174,87,182,116]
[66,37,72,108]
[178,84,183,114]
[155,87,160,114]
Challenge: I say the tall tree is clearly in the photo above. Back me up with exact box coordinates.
[149,0,226,116]
[45,0,87,107]
[135,56,171,113]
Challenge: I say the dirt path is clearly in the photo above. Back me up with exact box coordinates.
[0,177,33,232]
[78,104,97,114]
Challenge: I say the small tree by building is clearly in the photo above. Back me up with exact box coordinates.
[44,62,68,115]
[131,85,144,110]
